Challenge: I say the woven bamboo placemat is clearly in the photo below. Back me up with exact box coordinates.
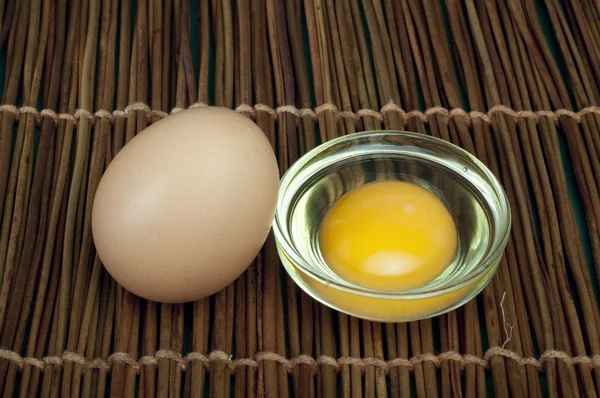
[0,0,599,396]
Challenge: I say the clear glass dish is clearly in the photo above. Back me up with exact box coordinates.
[272,131,511,322]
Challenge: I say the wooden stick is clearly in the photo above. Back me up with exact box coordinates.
[260,232,281,396]
[41,273,61,398]
[305,0,337,140]
[0,0,37,331]
[20,0,78,390]
[80,271,101,398]
[95,276,116,398]
[409,322,426,397]
[170,303,184,398]
[0,0,53,391]
[123,295,141,398]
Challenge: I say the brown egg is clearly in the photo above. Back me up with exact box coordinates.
[92,107,279,303]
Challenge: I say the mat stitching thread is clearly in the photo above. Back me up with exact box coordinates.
[1,102,599,127]
[1,348,598,375]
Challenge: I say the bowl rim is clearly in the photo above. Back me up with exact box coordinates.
[272,130,511,299]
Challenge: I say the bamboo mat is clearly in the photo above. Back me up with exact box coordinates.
[0,0,599,396]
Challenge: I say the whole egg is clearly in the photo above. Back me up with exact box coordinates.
[92,106,279,303]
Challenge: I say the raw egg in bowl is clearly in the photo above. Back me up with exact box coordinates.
[273,131,511,322]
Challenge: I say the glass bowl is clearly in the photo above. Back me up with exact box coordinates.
[272,131,511,322]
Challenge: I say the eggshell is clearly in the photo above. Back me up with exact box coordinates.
[92,106,279,303]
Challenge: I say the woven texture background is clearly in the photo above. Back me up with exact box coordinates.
[0,0,600,397]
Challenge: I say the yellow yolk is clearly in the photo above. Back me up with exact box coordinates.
[319,181,457,291]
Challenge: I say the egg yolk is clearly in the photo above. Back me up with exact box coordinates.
[319,180,457,291]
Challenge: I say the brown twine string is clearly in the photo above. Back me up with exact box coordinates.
[1,347,598,375]
[1,102,599,128]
